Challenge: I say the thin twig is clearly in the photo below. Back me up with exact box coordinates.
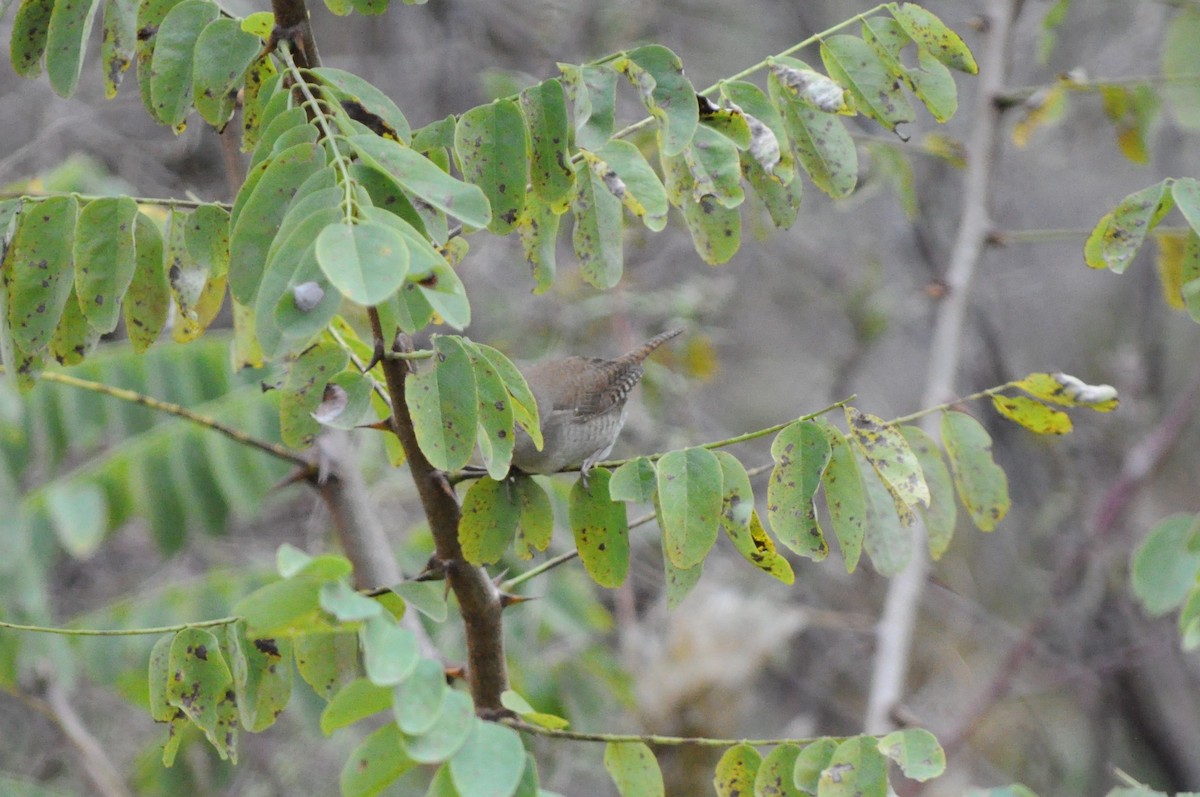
[864,0,1017,735]
[505,718,848,748]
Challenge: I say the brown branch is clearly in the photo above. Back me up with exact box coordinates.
[369,311,508,711]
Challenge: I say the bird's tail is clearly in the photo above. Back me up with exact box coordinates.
[622,327,684,364]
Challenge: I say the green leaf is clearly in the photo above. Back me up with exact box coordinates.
[278,337,349,448]
[314,220,410,306]
[513,477,555,559]
[74,196,138,334]
[192,18,261,128]
[320,580,383,622]
[4,195,78,355]
[350,134,491,230]
[660,516,702,608]
[517,202,559,294]
[1173,177,1200,235]
[470,342,541,451]
[1130,514,1200,616]
[11,0,54,78]
[699,102,752,148]
[173,203,229,342]
[661,149,742,265]
[309,67,411,143]
[877,728,945,782]
[226,623,292,733]
[604,742,664,797]
[1084,179,1173,273]
[460,477,520,564]
[1162,7,1200,130]
[45,0,104,96]
[499,691,569,730]
[560,62,617,150]
[520,79,576,206]
[820,736,887,797]
[450,721,527,797]
[49,284,99,365]
[134,0,186,118]
[148,633,175,721]
[900,426,957,561]
[609,457,658,503]
[101,0,138,97]
[321,678,393,735]
[241,56,279,152]
[295,631,360,699]
[718,448,794,583]
[891,3,978,74]
[401,689,476,763]
[340,723,419,797]
[720,80,793,178]
[149,0,219,126]
[568,469,629,587]
[681,126,744,208]
[45,481,106,557]
[361,615,419,686]
[818,420,866,572]
[846,406,929,519]
[454,99,529,235]
[907,41,958,123]
[406,335,478,471]
[571,158,625,288]
[821,34,914,133]
[713,744,761,797]
[393,657,448,735]
[277,543,354,579]
[753,743,802,797]
[767,420,831,559]
[856,447,910,576]
[991,395,1071,435]
[229,142,329,303]
[235,576,324,635]
[615,44,698,156]
[770,66,858,198]
[470,346,516,480]
[940,411,1010,532]
[657,447,723,569]
[793,738,837,794]
[388,581,448,622]
[590,139,670,231]
[166,627,237,760]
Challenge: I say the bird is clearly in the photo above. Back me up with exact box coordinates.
[511,328,683,484]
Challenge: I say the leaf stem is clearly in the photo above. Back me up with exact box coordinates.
[0,616,238,637]
[505,718,848,748]
[887,383,1017,426]
[19,369,311,468]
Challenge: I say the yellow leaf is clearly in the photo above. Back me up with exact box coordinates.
[1156,230,1188,310]
[991,395,1072,435]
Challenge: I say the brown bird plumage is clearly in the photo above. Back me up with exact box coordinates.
[511,328,683,480]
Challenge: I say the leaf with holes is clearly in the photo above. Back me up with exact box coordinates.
[821,34,914,133]
[991,394,1072,435]
[713,744,761,797]
[846,406,929,519]
[754,743,802,797]
[166,627,238,760]
[591,139,669,231]
[226,622,292,733]
[715,452,793,583]
[454,99,529,235]
[891,3,977,74]
[877,728,945,783]
[820,735,888,797]
[279,338,349,448]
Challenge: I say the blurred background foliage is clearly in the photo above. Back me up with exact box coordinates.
[3,0,1200,795]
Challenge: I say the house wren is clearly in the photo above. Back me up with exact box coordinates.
[511,328,683,481]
